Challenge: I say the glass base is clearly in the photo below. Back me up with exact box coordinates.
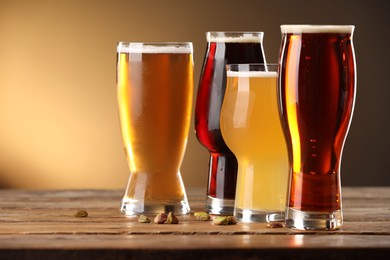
[120,198,190,216]
[235,208,285,223]
[286,207,343,230]
[206,195,234,215]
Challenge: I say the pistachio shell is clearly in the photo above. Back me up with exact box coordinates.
[73,209,88,218]
[138,215,151,223]
[266,222,284,228]
[194,212,210,221]
[212,216,238,225]
[154,213,167,224]
[166,211,179,224]
[212,216,230,225]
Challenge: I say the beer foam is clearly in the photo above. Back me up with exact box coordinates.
[227,71,277,78]
[281,25,354,34]
[207,32,264,43]
[117,42,193,53]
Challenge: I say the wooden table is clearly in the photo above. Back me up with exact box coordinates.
[0,187,389,259]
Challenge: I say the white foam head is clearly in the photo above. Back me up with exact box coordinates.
[207,32,264,43]
[117,42,193,53]
[227,71,277,78]
[281,25,355,34]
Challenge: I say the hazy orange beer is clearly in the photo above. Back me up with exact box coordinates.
[221,64,289,222]
[278,25,356,230]
[116,42,193,215]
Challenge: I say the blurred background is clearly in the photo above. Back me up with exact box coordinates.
[0,0,389,189]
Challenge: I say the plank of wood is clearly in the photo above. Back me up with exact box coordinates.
[0,187,389,259]
[0,234,389,259]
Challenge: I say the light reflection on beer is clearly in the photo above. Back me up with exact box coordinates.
[285,35,302,174]
[118,54,137,171]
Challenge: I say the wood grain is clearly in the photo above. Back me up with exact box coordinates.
[0,187,389,259]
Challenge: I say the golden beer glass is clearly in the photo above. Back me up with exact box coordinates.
[116,42,193,215]
[220,64,289,222]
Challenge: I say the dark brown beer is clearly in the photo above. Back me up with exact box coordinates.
[195,32,266,214]
[279,25,356,229]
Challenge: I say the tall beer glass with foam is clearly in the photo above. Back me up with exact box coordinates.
[221,64,289,223]
[278,25,356,230]
[195,32,266,215]
[117,42,193,215]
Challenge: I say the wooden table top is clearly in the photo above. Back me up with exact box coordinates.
[0,187,389,259]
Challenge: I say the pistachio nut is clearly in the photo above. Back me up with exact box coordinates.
[138,215,151,223]
[154,213,168,224]
[212,216,238,225]
[194,212,210,221]
[266,222,284,228]
[212,216,230,225]
[73,209,88,218]
[227,216,238,225]
[166,211,179,224]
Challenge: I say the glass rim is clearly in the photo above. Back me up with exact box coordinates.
[227,63,277,69]
[227,63,278,75]
[280,24,355,34]
[117,42,193,53]
[206,31,264,43]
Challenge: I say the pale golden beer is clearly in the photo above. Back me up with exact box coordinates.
[117,42,193,215]
[220,64,288,222]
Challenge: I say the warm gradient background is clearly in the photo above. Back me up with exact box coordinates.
[0,0,389,189]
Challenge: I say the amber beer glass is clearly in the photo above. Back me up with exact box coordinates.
[117,42,193,215]
[278,25,356,230]
[195,32,266,215]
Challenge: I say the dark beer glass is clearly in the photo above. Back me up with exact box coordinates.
[278,25,356,230]
[195,32,266,215]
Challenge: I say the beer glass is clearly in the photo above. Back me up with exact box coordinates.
[195,32,267,215]
[220,64,289,222]
[116,42,193,215]
[278,25,356,230]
